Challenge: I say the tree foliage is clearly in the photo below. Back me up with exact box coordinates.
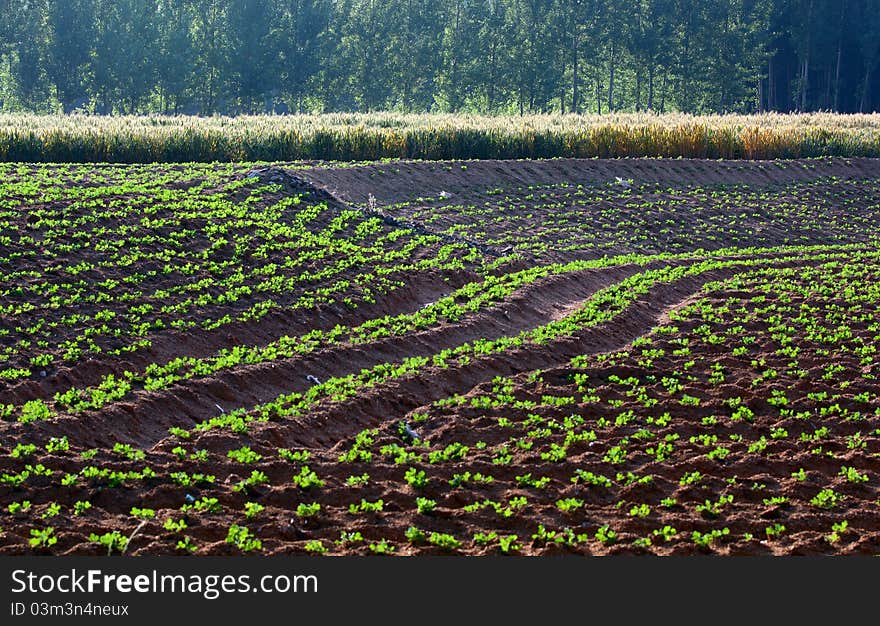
[0,0,877,114]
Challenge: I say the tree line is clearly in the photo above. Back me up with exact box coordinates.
[1,0,879,116]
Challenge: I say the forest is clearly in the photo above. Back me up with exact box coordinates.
[0,0,879,116]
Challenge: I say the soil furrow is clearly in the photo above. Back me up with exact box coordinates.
[0,268,476,406]
[299,157,880,206]
[248,254,847,450]
[7,250,862,451]
[9,261,655,448]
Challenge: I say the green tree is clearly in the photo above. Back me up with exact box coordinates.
[46,0,94,112]
[156,0,197,113]
[226,0,281,113]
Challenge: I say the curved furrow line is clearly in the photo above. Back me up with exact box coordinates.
[1,267,474,406]
[9,247,875,452]
[7,262,655,448]
[247,251,873,450]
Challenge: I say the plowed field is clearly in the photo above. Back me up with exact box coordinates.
[2,157,879,555]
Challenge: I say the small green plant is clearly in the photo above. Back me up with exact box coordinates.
[368,539,395,554]
[19,399,52,423]
[90,530,129,555]
[225,524,261,552]
[405,526,426,544]
[349,499,384,514]
[278,448,310,462]
[571,470,612,487]
[73,500,92,515]
[61,473,77,486]
[11,443,37,458]
[7,500,32,514]
[295,502,321,517]
[291,466,324,489]
[428,532,461,551]
[232,470,268,493]
[227,446,262,464]
[112,442,145,461]
[29,527,57,550]
[130,507,156,520]
[556,497,584,513]
[695,494,734,518]
[691,528,729,548]
[679,471,702,486]
[163,517,187,533]
[45,436,69,453]
[191,497,221,514]
[473,531,498,546]
[516,473,551,488]
[595,525,617,545]
[416,497,437,514]
[628,503,651,518]
[304,540,327,554]
[652,526,677,542]
[498,534,521,554]
[346,473,370,486]
[336,531,364,546]
[41,503,61,519]
[680,394,701,406]
[404,467,428,489]
[839,466,869,483]
[825,520,849,544]
[762,496,788,506]
[765,523,786,539]
[244,502,265,518]
[176,536,198,553]
[811,488,842,509]
[168,427,190,439]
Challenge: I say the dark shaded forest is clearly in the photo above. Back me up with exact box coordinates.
[1,0,879,115]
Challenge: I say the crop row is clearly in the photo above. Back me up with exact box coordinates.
[3,112,880,162]
[380,176,880,261]
[0,166,480,383]
[2,253,879,554]
[0,244,797,417]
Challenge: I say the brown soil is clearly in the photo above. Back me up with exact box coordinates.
[298,156,880,205]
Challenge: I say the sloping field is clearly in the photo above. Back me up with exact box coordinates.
[1,157,879,555]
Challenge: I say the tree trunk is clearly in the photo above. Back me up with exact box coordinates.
[571,28,579,113]
[596,75,602,114]
[560,58,566,114]
[800,0,814,112]
[450,0,461,111]
[488,41,497,110]
[635,67,642,111]
[824,67,832,109]
[833,0,846,112]
[659,67,668,112]
[768,58,775,111]
[799,58,809,111]
[608,40,615,112]
[861,66,872,113]
[647,64,654,111]
[757,78,763,112]
[680,6,692,111]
